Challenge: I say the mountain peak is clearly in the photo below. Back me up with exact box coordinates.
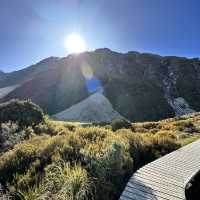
[94,48,112,53]
[0,70,5,74]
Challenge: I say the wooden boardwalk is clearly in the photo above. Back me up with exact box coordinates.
[120,139,200,200]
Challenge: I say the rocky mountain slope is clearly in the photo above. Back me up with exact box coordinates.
[0,70,5,80]
[53,92,123,122]
[0,85,20,99]
[0,48,200,122]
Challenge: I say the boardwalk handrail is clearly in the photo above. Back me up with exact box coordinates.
[120,139,200,200]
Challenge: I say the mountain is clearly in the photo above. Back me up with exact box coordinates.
[0,57,60,87]
[0,48,200,122]
[0,85,20,99]
[0,70,6,81]
[53,92,123,122]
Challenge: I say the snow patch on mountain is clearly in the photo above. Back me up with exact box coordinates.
[161,61,195,116]
[169,97,195,116]
[53,93,123,122]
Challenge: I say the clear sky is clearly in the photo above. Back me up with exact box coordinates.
[1,0,200,72]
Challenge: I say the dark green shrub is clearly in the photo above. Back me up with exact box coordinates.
[0,99,44,128]
[111,118,132,131]
[142,121,160,130]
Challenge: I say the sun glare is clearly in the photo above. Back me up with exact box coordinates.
[65,34,86,53]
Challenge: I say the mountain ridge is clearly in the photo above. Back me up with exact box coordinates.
[0,48,200,122]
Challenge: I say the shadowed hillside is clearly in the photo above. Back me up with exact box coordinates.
[1,49,200,122]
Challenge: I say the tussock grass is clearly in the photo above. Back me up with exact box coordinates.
[1,113,200,200]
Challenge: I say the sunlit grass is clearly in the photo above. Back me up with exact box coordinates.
[1,113,200,200]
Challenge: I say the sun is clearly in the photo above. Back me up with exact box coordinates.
[65,34,86,53]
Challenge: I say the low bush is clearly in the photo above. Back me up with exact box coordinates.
[34,118,78,136]
[0,99,44,128]
[0,123,35,154]
[111,118,132,131]
[142,121,160,130]
[174,120,198,133]
[41,161,94,200]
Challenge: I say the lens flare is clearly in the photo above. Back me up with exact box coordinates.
[86,77,102,93]
[80,62,102,93]
[81,62,93,80]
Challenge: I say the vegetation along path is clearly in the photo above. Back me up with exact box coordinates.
[120,139,200,200]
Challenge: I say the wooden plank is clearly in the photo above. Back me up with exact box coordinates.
[126,183,184,200]
[127,181,184,200]
[145,163,196,177]
[136,171,183,187]
[130,176,184,197]
[122,190,158,200]
[152,157,200,167]
[120,194,137,200]
[138,167,184,182]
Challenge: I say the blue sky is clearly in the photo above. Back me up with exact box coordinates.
[0,0,200,72]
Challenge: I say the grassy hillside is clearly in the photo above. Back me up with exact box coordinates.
[0,109,200,199]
